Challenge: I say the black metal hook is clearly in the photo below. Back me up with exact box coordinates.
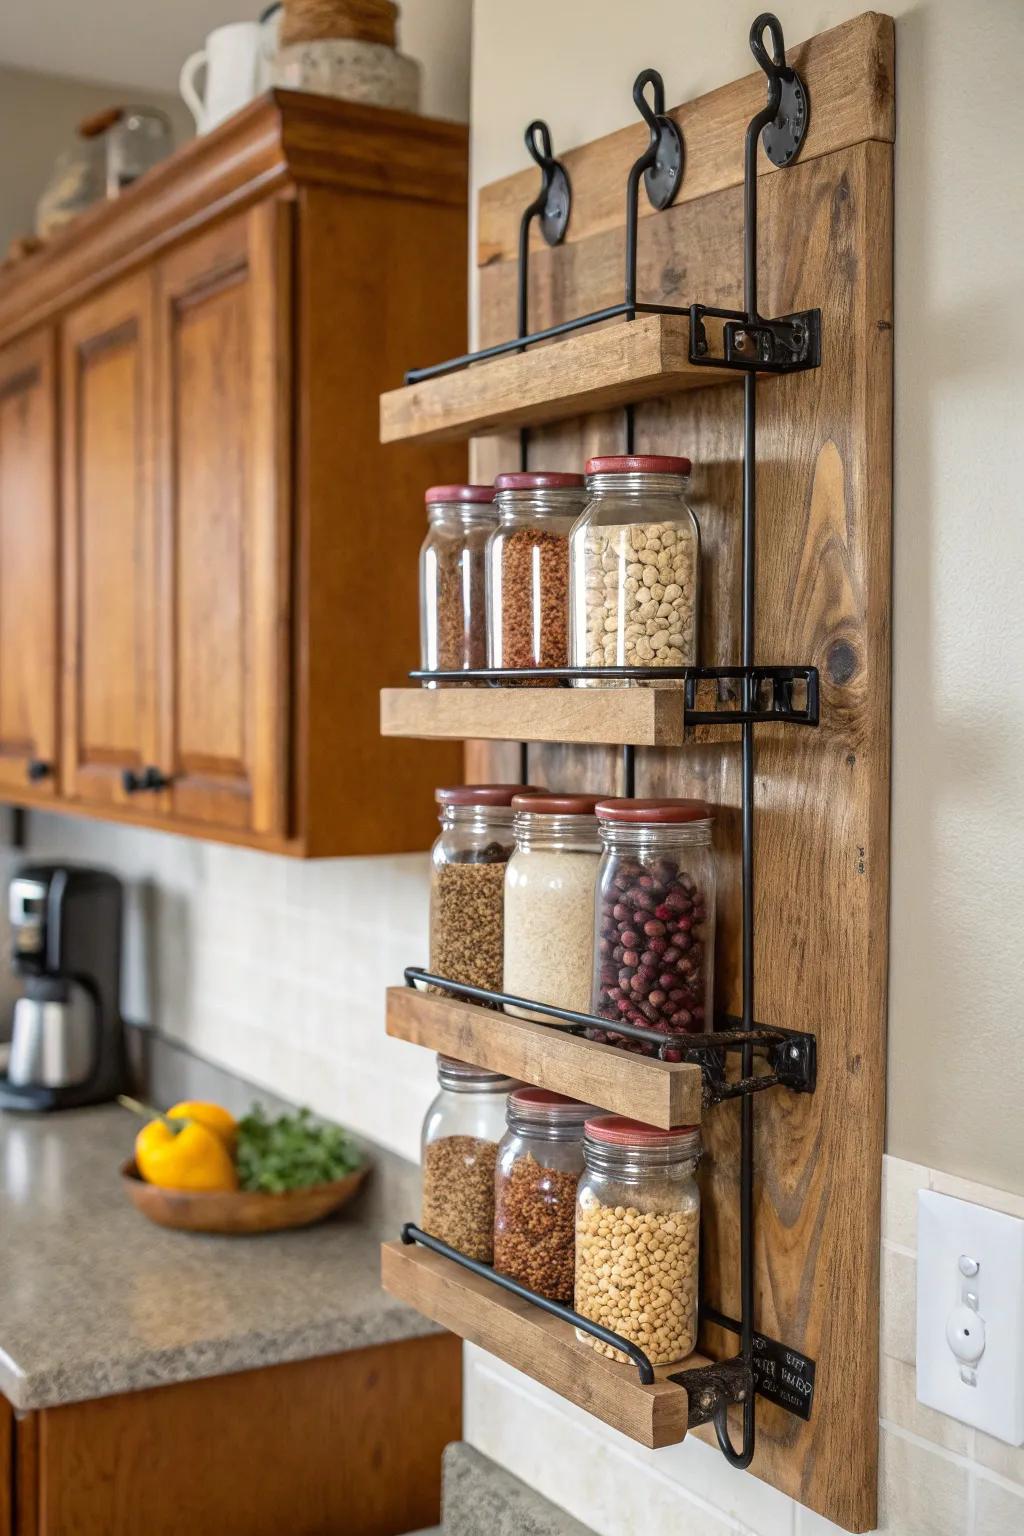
[749,11,810,167]
[631,67,684,212]
[521,118,571,249]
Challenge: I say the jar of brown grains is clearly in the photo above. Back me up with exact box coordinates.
[575,1116,701,1366]
[421,1055,521,1262]
[419,484,496,685]
[569,454,701,686]
[487,471,586,679]
[429,784,542,1005]
[493,1088,596,1302]
[591,798,715,1057]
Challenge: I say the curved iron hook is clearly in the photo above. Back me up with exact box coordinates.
[520,118,571,249]
[749,12,789,80]
[629,67,683,213]
[748,11,810,170]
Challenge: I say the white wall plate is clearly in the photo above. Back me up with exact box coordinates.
[917,1189,1024,1443]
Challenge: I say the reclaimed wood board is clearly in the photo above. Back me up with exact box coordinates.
[464,14,894,1530]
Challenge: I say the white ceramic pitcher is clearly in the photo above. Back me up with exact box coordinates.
[179,21,271,134]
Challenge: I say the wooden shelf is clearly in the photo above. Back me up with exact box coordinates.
[381,685,701,748]
[386,987,703,1128]
[381,1240,706,1448]
[379,313,736,446]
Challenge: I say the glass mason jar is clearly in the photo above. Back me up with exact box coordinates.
[569,454,701,686]
[493,1088,596,1302]
[590,799,715,1056]
[503,792,604,1024]
[429,784,541,1003]
[421,1055,521,1262]
[419,484,496,686]
[487,472,586,679]
[575,1116,702,1365]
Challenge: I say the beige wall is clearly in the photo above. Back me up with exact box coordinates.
[0,65,191,253]
[471,0,1024,1197]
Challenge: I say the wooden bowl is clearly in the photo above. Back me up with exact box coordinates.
[120,1159,368,1235]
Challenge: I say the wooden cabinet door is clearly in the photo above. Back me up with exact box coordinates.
[153,205,290,835]
[61,274,160,808]
[0,330,59,800]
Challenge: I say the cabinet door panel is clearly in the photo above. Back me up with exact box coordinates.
[155,206,290,835]
[0,329,59,798]
[62,275,159,807]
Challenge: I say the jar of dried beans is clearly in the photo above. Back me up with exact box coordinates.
[569,454,700,685]
[503,792,604,1025]
[421,1055,521,1261]
[419,484,496,685]
[429,784,542,1004]
[591,799,715,1056]
[493,1088,596,1302]
[487,471,586,678]
[575,1116,701,1365]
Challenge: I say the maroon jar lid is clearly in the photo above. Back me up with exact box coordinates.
[435,784,544,808]
[595,797,711,823]
[511,792,606,815]
[494,471,585,491]
[585,454,692,477]
[585,1115,699,1146]
[425,484,496,504]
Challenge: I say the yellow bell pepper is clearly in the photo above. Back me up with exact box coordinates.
[135,1115,239,1193]
[166,1100,238,1152]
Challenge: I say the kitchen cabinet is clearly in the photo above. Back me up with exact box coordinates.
[0,330,59,799]
[0,92,466,854]
[0,1337,460,1536]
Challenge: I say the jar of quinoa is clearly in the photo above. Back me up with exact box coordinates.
[569,454,700,685]
[503,791,605,1025]
[429,784,542,1004]
[419,484,496,684]
[591,798,715,1056]
[575,1116,701,1365]
[421,1056,521,1262]
[487,471,586,680]
[493,1088,596,1302]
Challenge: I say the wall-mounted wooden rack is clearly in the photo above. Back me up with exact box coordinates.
[378,10,893,1532]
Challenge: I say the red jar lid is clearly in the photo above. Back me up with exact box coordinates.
[511,792,606,815]
[436,784,544,807]
[585,1115,699,1146]
[510,1088,587,1110]
[425,484,496,504]
[585,454,692,477]
[495,471,586,491]
[595,797,711,823]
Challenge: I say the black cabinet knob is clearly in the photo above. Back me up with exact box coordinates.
[123,765,172,794]
[142,766,171,791]
[26,759,53,782]
[122,768,145,794]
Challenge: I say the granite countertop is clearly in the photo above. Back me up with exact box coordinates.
[0,1102,432,1411]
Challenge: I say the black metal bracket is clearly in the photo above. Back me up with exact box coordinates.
[669,1357,754,1430]
[689,303,821,373]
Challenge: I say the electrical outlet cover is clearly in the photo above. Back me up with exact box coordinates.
[916,1190,1024,1443]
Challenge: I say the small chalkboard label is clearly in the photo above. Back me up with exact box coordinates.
[752,1332,816,1421]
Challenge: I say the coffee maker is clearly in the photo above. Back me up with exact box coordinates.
[0,865,128,1111]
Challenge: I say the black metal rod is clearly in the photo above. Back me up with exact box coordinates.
[622,744,636,798]
[400,1223,658,1385]
[518,741,530,783]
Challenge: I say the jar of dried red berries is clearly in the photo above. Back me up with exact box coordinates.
[487,471,586,679]
[419,484,496,685]
[590,799,715,1056]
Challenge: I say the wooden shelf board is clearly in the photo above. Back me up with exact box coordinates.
[380,685,697,748]
[387,987,703,1128]
[379,312,736,446]
[381,1240,706,1449]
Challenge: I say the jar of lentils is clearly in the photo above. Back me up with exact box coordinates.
[575,1116,701,1365]
[487,471,586,679]
[569,454,700,684]
[429,784,541,1004]
[419,484,496,684]
[591,799,715,1056]
[503,792,605,1025]
[493,1088,596,1302]
[421,1056,521,1262]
